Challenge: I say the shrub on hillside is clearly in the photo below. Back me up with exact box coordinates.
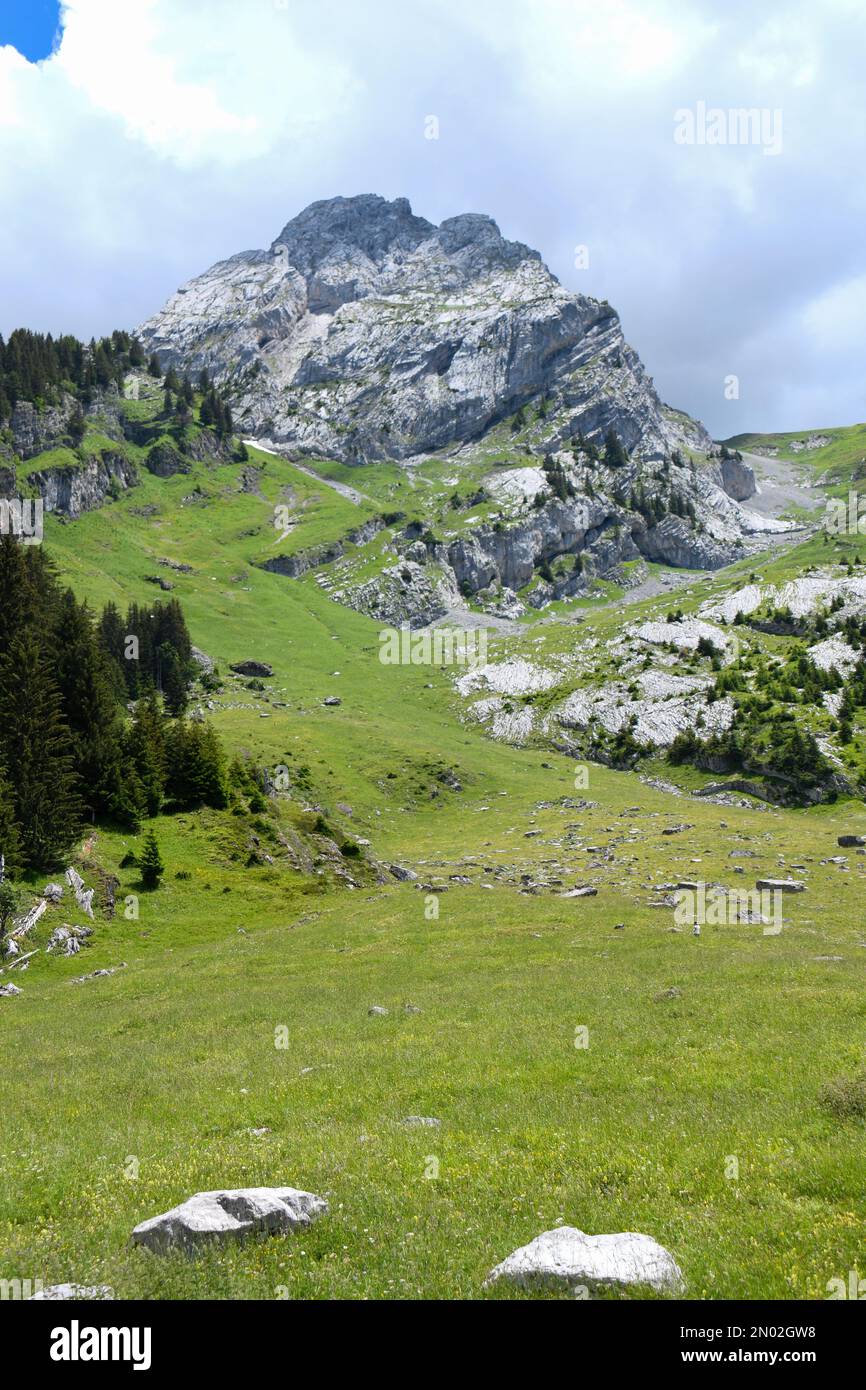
[818,1070,866,1121]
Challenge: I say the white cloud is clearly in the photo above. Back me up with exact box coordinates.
[0,0,863,436]
[50,0,357,164]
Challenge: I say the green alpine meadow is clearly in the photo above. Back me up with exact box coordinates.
[2,334,865,1304]
[2,2,865,1333]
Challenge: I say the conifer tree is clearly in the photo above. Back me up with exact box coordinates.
[604,427,628,467]
[166,721,227,809]
[52,590,139,827]
[98,600,128,698]
[0,634,82,867]
[139,828,164,888]
[125,691,167,817]
[160,644,189,716]
[67,409,86,447]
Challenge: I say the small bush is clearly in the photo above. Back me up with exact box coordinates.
[818,1070,866,1120]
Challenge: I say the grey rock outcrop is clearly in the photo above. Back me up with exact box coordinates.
[65,867,95,918]
[7,398,72,458]
[334,452,780,626]
[132,1186,327,1255]
[139,195,710,465]
[755,878,805,893]
[339,558,460,627]
[22,451,138,519]
[145,440,192,477]
[229,660,273,677]
[486,1226,684,1294]
[717,453,756,501]
[389,864,418,881]
[190,646,215,674]
[3,387,124,463]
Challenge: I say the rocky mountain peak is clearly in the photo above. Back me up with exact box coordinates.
[139,193,710,466]
[270,194,435,276]
[269,195,541,285]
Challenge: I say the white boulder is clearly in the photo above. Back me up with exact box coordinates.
[485,1226,684,1294]
[132,1186,327,1255]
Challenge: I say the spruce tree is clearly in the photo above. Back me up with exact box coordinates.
[139,829,164,888]
[166,721,227,809]
[97,600,128,698]
[160,644,189,716]
[0,635,82,868]
[53,590,139,828]
[67,409,86,447]
[604,427,628,467]
[125,691,167,817]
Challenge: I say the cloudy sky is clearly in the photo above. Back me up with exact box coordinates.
[0,0,864,437]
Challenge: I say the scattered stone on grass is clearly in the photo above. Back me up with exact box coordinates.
[132,1187,327,1255]
[485,1227,684,1294]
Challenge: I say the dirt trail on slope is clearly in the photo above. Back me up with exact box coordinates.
[243,439,374,505]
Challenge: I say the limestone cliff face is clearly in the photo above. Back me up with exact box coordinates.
[28,452,138,518]
[1,387,125,463]
[139,194,711,465]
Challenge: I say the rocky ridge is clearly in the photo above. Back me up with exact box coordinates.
[140,194,711,466]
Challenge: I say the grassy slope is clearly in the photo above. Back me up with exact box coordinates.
[2,411,866,1300]
[723,424,866,489]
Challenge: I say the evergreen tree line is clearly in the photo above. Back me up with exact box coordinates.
[160,366,235,441]
[0,536,227,874]
[98,597,194,713]
[541,454,577,501]
[668,707,829,791]
[0,329,145,420]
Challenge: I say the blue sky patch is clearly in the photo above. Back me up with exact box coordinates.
[0,0,62,63]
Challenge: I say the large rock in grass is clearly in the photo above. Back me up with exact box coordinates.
[755,878,805,893]
[389,864,418,882]
[132,1187,327,1256]
[485,1227,684,1295]
[145,440,192,477]
[230,660,273,678]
